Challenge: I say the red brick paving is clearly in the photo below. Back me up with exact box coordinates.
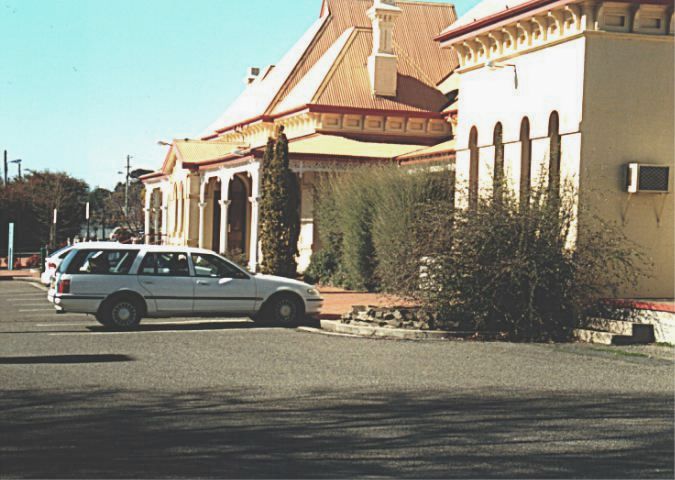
[0,269,39,279]
[318,285,416,319]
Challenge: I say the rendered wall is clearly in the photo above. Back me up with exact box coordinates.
[454,36,586,207]
[580,32,674,298]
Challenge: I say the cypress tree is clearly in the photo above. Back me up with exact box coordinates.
[259,125,300,277]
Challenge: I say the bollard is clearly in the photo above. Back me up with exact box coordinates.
[40,246,47,274]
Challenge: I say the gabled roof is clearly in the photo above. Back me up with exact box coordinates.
[204,0,458,136]
[274,26,450,114]
[154,140,241,177]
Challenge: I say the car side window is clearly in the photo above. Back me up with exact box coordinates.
[191,254,247,279]
[139,252,191,277]
[65,250,139,275]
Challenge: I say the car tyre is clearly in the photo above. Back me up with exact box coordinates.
[257,294,304,327]
[99,296,142,330]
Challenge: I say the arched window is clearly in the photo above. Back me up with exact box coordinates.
[469,126,479,210]
[548,111,561,196]
[520,117,531,204]
[493,122,504,202]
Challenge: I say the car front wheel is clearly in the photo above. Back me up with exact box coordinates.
[258,294,304,326]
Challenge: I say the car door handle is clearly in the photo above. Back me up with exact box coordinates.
[197,280,210,286]
[142,280,155,285]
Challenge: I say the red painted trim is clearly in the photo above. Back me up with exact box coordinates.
[436,0,672,43]
[289,152,398,162]
[436,0,562,43]
[140,172,168,182]
[206,103,445,138]
[606,299,675,314]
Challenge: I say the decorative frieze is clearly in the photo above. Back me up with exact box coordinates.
[446,1,674,70]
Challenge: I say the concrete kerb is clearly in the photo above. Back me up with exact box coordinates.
[317,319,485,341]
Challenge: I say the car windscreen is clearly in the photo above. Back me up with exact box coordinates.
[64,249,140,275]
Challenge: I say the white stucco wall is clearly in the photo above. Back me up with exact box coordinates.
[455,36,586,207]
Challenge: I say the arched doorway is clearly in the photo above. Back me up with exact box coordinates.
[202,177,222,252]
[227,175,251,258]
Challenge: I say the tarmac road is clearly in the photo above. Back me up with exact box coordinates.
[0,280,673,479]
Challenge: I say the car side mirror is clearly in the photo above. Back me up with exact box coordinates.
[218,278,233,286]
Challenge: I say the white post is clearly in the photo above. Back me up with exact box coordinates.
[144,189,152,244]
[198,202,207,249]
[219,172,233,255]
[248,167,261,272]
[197,179,207,249]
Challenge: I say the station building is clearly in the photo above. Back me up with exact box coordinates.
[141,0,458,272]
[142,0,673,298]
[436,0,674,297]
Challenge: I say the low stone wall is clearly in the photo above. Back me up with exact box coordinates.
[341,305,462,331]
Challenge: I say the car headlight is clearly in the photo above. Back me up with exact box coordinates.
[307,288,320,296]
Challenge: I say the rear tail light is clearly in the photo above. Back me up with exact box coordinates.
[57,279,71,294]
[48,262,57,270]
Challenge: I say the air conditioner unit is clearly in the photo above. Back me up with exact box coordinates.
[626,163,671,193]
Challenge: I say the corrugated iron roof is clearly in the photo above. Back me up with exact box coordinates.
[173,140,240,164]
[288,134,425,158]
[205,0,458,135]
[440,0,532,35]
[311,28,449,112]
[396,138,456,159]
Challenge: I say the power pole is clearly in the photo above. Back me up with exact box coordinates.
[124,155,132,217]
[3,150,7,185]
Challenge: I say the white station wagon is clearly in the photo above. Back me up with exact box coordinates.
[48,243,323,329]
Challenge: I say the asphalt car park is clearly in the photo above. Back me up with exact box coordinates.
[0,280,673,479]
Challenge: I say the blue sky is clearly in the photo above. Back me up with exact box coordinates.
[0,0,480,189]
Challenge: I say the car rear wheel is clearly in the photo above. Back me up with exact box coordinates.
[98,296,142,329]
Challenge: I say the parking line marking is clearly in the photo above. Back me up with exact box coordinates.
[36,323,96,327]
[38,319,253,328]
[48,328,279,336]
[3,292,47,296]
[29,283,49,292]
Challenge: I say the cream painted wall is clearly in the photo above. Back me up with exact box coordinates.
[580,32,675,298]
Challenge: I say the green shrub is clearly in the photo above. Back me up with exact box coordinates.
[309,165,454,291]
[303,250,339,285]
[372,167,454,295]
[259,127,300,278]
[404,177,644,341]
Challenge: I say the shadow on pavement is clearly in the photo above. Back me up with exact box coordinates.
[0,354,135,364]
[0,388,672,478]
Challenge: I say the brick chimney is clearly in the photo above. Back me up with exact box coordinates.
[367,0,402,97]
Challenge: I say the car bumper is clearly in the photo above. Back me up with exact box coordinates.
[305,298,324,317]
[51,295,103,314]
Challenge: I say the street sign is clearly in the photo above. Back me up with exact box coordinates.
[8,223,14,271]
